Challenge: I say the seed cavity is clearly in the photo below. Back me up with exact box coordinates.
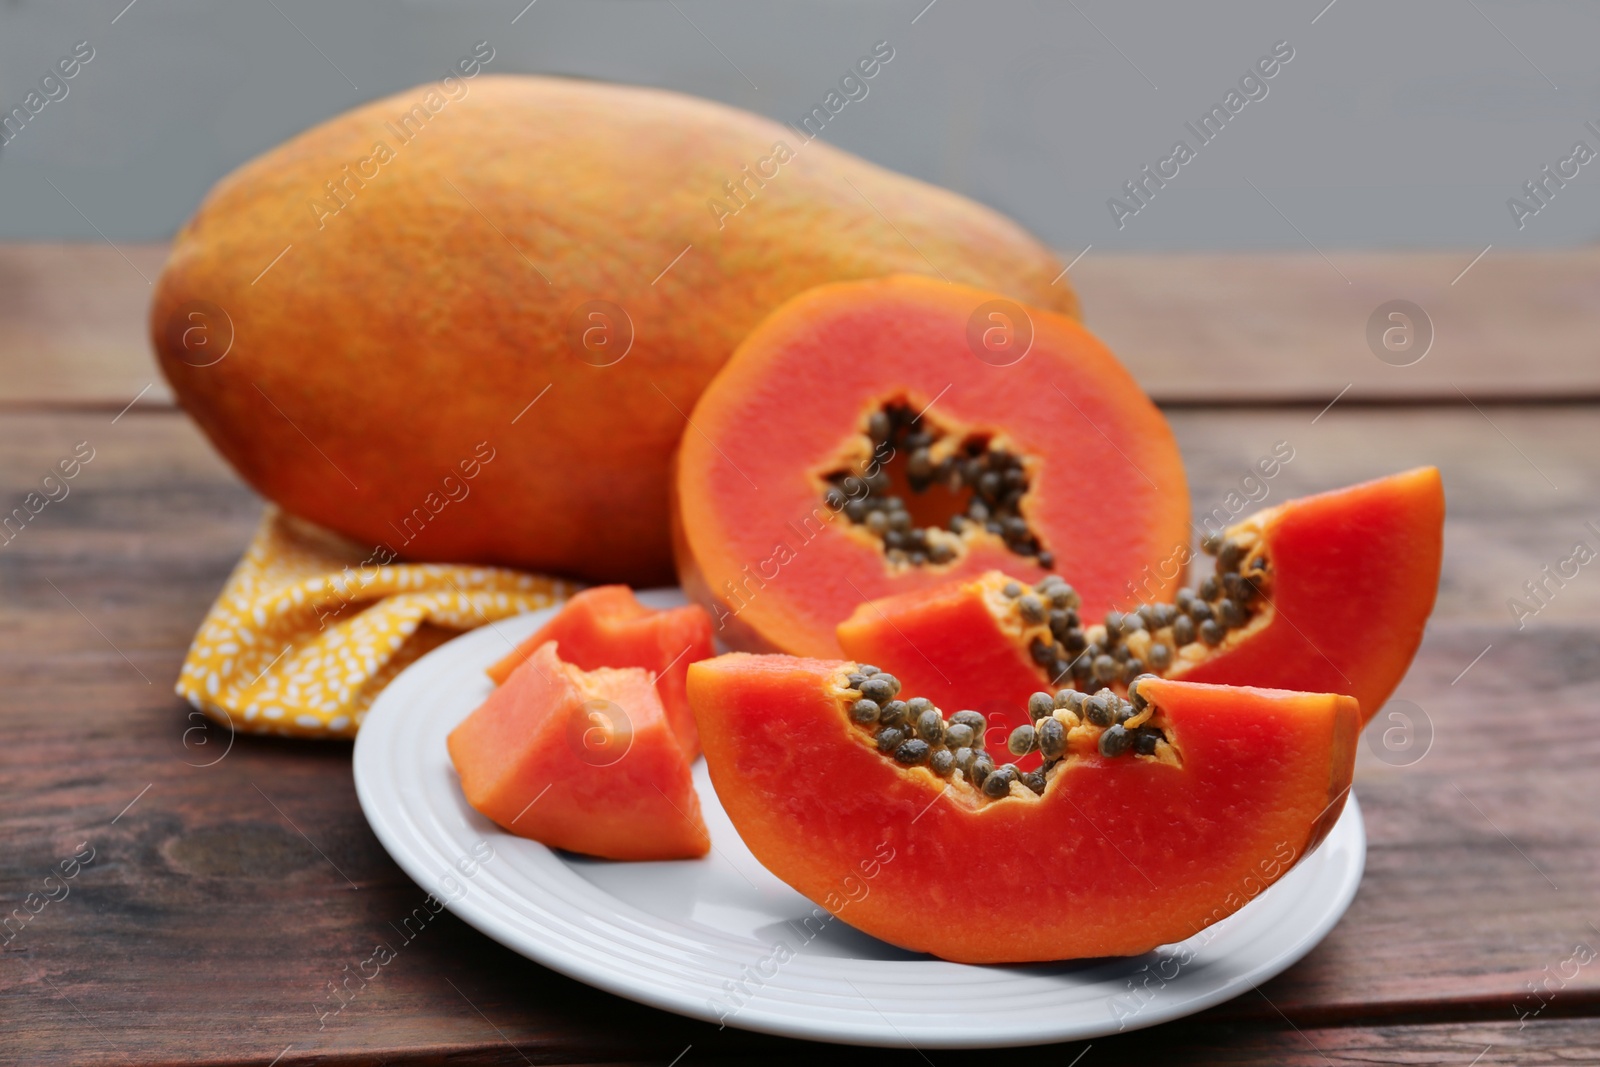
[995,528,1272,693]
[823,402,1052,570]
[840,667,1175,805]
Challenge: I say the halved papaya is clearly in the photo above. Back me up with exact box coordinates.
[449,642,709,861]
[673,275,1189,658]
[486,586,714,755]
[837,468,1443,733]
[688,654,1356,963]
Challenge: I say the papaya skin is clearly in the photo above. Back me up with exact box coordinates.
[150,76,1079,584]
[689,653,1358,963]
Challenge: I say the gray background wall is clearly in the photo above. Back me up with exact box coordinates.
[3,0,1599,251]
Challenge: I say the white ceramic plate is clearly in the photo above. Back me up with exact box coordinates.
[353,589,1366,1049]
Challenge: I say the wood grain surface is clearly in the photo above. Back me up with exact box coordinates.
[1,245,1596,1064]
[5,243,1600,407]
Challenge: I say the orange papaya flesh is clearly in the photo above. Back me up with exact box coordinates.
[673,275,1189,659]
[448,641,708,861]
[486,586,714,756]
[836,570,1059,767]
[689,653,1357,963]
[837,467,1443,730]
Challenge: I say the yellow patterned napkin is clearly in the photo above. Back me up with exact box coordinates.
[177,506,574,739]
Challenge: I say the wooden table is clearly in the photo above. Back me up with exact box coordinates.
[3,243,1597,1064]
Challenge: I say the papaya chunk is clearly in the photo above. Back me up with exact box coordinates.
[488,586,714,755]
[449,642,708,861]
[689,653,1356,963]
[838,468,1444,729]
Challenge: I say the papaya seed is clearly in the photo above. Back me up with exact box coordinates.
[951,710,986,733]
[850,698,880,724]
[859,676,897,703]
[1037,716,1066,759]
[970,754,995,786]
[1027,692,1055,721]
[1098,724,1132,758]
[894,738,931,766]
[1008,723,1037,756]
[982,764,1018,798]
[875,725,906,753]
[878,699,909,727]
[1127,674,1154,710]
[944,722,976,749]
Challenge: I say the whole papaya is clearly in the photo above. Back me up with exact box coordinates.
[151,75,1078,583]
